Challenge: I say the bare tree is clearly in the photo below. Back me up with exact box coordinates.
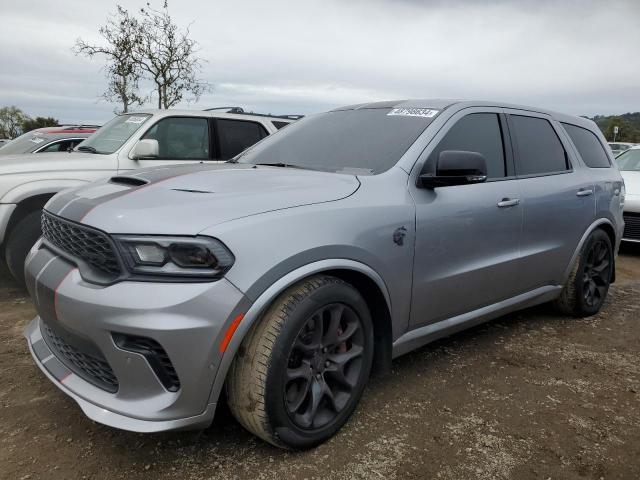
[0,106,30,139]
[136,1,210,109]
[74,6,144,113]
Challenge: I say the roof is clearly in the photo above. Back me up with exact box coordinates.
[36,125,99,135]
[332,99,596,129]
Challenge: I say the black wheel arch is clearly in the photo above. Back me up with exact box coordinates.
[322,269,393,375]
[2,194,52,254]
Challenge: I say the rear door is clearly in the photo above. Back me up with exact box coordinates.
[409,108,523,327]
[505,110,596,292]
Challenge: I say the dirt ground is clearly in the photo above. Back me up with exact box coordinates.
[1,246,639,480]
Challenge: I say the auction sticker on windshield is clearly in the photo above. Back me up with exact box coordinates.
[125,116,148,124]
[387,108,439,118]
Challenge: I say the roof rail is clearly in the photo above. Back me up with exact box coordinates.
[203,106,304,121]
[57,124,101,129]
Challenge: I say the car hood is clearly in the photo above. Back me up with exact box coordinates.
[0,151,110,175]
[45,163,360,234]
[621,171,640,195]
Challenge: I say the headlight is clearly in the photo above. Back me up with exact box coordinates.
[114,235,234,280]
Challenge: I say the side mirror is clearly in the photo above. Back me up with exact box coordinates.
[418,150,488,189]
[130,139,159,160]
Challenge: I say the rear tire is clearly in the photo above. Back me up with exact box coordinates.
[555,229,613,317]
[227,275,373,449]
[5,210,42,287]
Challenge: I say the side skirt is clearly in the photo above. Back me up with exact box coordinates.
[391,285,562,359]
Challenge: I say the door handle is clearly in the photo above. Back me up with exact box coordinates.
[497,198,520,208]
[576,189,593,197]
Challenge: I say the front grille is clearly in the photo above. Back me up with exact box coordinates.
[42,323,119,393]
[113,334,180,391]
[41,211,121,278]
[623,213,640,241]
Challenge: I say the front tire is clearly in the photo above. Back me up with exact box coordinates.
[555,229,613,317]
[227,275,374,449]
[5,210,42,287]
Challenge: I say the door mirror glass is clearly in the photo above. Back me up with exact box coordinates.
[418,150,488,188]
[131,139,159,160]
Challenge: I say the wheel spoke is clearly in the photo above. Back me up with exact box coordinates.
[286,363,312,382]
[322,304,344,347]
[299,377,324,427]
[286,377,311,413]
[328,344,363,367]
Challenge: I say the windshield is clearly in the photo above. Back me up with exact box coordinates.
[235,107,439,174]
[0,131,48,155]
[616,149,640,171]
[76,114,151,154]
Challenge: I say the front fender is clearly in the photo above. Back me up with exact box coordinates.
[0,179,90,204]
[206,259,391,408]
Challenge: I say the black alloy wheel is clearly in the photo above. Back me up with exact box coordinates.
[284,303,365,429]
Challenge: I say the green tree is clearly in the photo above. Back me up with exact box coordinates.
[21,116,59,133]
[0,106,29,139]
[602,116,640,142]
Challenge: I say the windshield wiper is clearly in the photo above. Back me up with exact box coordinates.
[255,162,315,170]
[77,145,97,153]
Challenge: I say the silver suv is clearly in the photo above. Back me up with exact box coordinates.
[24,100,624,449]
[0,108,295,284]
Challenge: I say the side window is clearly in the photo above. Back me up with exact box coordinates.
[216,119,267,160]
[429,113,507,179]
[142,117,209,160]
[272,121,291,130]
[562,123,611,168]
[509,115,569,175]
[39,141,64,153]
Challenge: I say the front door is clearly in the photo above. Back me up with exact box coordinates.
[409,109,523,327]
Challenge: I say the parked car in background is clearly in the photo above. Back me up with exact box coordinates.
[23,100,623,449]
[0,125,100,155]
[615,145,640,242]
[608,142,635,157]
[0,108,298,285]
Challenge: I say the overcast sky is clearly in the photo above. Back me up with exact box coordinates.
[0,0,639,124]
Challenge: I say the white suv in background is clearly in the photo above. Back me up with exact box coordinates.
[0,108,299,284]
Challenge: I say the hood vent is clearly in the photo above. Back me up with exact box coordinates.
[172,188,214,194]
[109,176,148,187]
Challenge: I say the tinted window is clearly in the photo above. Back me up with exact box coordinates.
[236,108,439,174]
[217,119,267,160]
[510,115,568,175]
[428,113,506,179]
[272,121,291,130]
[142,117,209,160]
[562,123,610,168]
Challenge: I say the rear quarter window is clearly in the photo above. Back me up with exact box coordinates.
[562,123,611,168]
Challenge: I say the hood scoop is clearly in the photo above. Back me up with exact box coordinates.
[109,176,149,187]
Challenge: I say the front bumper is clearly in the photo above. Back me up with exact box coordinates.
[623,194,640,242]
[24,244,250,432]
